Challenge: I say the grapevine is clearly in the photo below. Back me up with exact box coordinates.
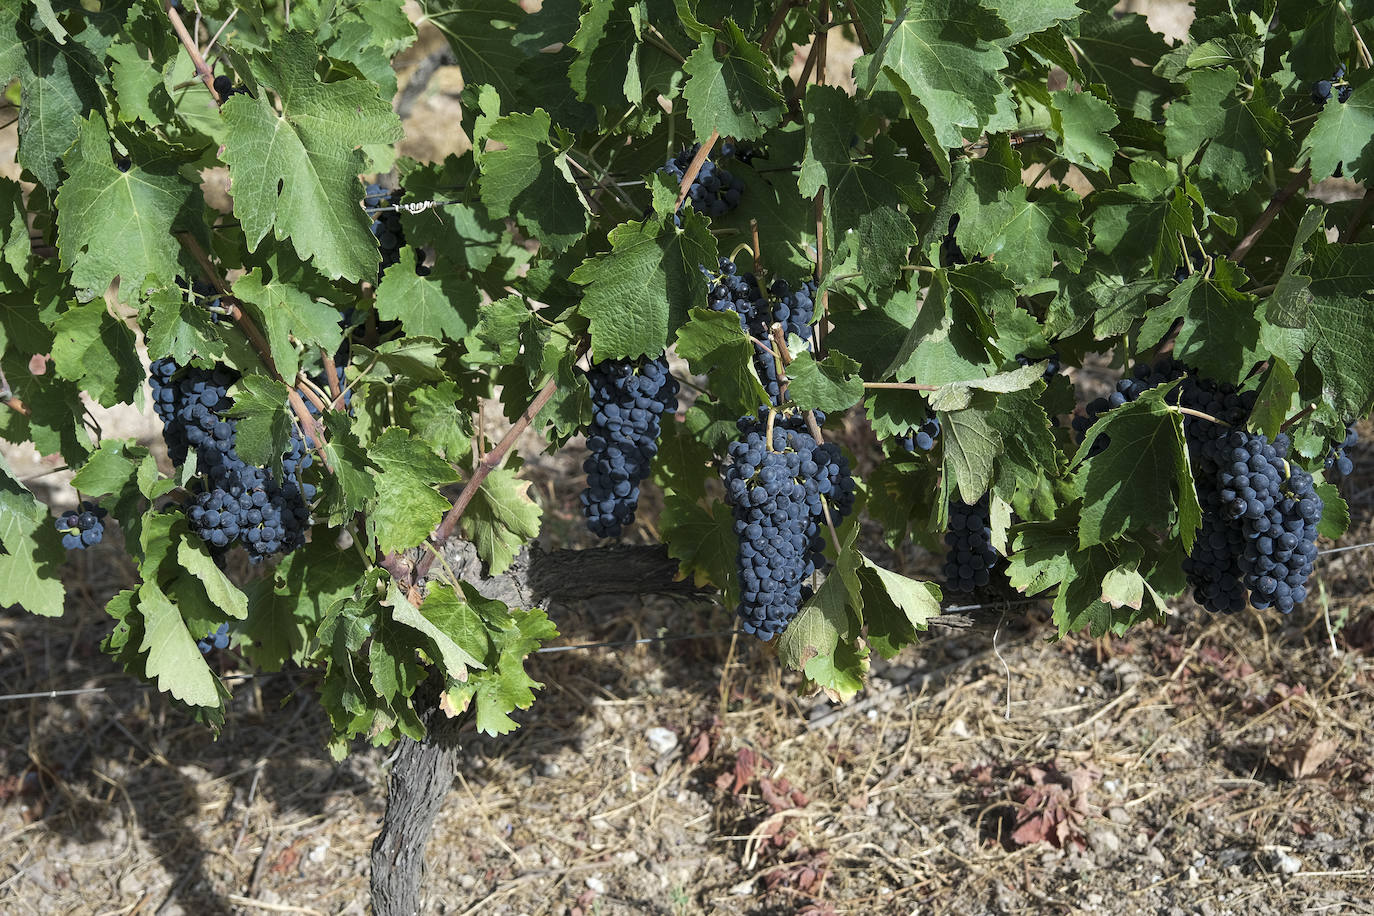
[0,4,1372,909]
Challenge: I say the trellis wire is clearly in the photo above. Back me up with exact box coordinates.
[1,539,1372,706]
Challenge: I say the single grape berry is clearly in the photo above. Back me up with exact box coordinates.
[198,622,231,654]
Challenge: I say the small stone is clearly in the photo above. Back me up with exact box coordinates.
[538,760,562,778]
[586,876,607,894]
[615,850,639,865]
[1089,829,1120,856]
[729,879,755,895]
[1146,847,1166,867]
[1186,866,1199,886]
[1108,806,1130,825]
[947,718,971,738]
[308,839,329,864]
[459,874,476,890]
[1087,893,1104,907]
[646,727,678,755]
[1272,850,1302,875]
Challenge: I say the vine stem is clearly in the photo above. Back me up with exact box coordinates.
[1229,166,1310,262]
[1175,406,1229,427]
[673,131,720,214]
[406,377,560,588]
[1279,403,1318,433]
[175,232,333,474]
[758,0,797,50]
[321,350,344,407]
[863,381,939,392]
[166,1,222,104]
[1338,2,1373,68]
[842,0,874,52]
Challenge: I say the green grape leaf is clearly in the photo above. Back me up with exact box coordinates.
[1315,481,1349,541]
[567,0,642,107]
[674,307,770,415]
[224,374,294,470]
[407,381,474,461]
[108,37,174,126]
[320,411,380,518]
[375,249,481,343]
[232,265,345,383]
[984,0,1083,44]
[786,350,865,412]
[1138,260,1264,382]
[422,0,528,100]
[477,109,588,252]
[0,456,66,618]
[1070,387,1201,551]
[177,538,249,620]
[886,270,999,384]
[366,428,460,555]
[49,297,143,408]
[1049,87,1120,173]
[1301,70,1374,182]
[220,31,404,281]
[857,555,941,659]
[1247,358,1300,441]
[955,185,1087,285]
[55,115,198,302]
[144,285,227,365]
[137,581,224,709]
[447,592,557,737]
[659,492,737,591]
[386,581,487,674]
[1072,8,1173,121]
[573,195,716,360]
[4,13,106,191]
[777,523,866,701]
[458,463,542,576]
[856,0,1012,152]
[1163,69,1292,195]
[681,18,785,141]
[798,86,925,287]
[241,538,363,671]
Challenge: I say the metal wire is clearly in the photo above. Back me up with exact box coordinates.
[1,538,1371,706]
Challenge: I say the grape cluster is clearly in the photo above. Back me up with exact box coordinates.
[198,622,230,654]
[943,496,997,591]
[150,357,315,562]
[1073,359,1324,614]
[897,415,941,453]
[703,258,817,404]
[1325,423,1357,478]
[55,501,107,550]
[1312,64,1352,106]
[660,146,743,219]
[580,356,680,538]
[723,410,856,639]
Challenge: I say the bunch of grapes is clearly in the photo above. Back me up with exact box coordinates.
[197,622,230,654]
[55,501,107,550]
[580,356,680,538]
[702,258,817,404]
[660,145,744,219]
[150,357,315,562]
[723,409,856,639]
[1312,63,1352,106]
[1074,359,1324,614]
[897,415,941,453]
[942,496,997,591]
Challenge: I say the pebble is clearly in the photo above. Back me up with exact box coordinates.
[615,850,639,865]
[1089,829,1120,856]
[308,839,329,864]
[459,874,476,889]
[1146,847,1166,867]
[646,727,678,755]
[538,760,562,778]
[1272,850,1303,875]
[586,876,607,894]
[1108,806,1130,825]
[947,718,971,738]
[730,878,756,895]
